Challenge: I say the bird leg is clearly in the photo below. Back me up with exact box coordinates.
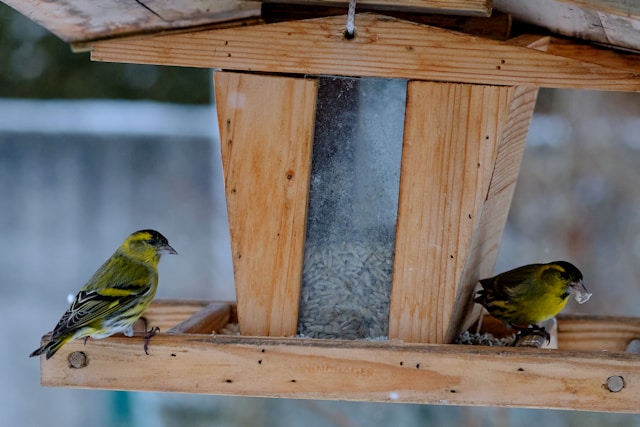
[139,316,160,355]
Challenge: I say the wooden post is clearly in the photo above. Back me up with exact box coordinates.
[214,71,318,336]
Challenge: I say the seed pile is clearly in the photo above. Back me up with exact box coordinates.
[455,330,515,346]
[297,239,394,339]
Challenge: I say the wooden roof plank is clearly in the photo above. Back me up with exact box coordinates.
[1,0,262,43]
[256,0,492,16]
[547,36,640,72]
[494,0,640,53]
[91,13,640,91]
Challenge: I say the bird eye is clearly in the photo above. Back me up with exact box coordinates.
[147,238,157,246]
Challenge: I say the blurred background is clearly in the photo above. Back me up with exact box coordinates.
[2,2,640,426]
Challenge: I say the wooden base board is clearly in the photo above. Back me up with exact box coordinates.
[36,300,640,413]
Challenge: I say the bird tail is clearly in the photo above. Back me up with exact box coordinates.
[30,335,72,360]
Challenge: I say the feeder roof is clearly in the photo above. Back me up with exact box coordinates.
[2,0,639,52]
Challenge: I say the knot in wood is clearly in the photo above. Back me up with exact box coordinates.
[606,376,624,392]
[68,351,88,369]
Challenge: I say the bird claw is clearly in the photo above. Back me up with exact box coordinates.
[514,325,550,345]
[143,324,160,355]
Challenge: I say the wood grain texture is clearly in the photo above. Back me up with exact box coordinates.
[495,0,640,52]
[91,14,640,91]
[167,302,232,334]
[454,85,540,338]
[134,299,211,331]
[261,5,512,40]
[38,319,640,412]
[215,72,317,337]
[389,82,513,344]
[559,315,640,352]
[258,0,492,16]
[547,36,640,72]
[2,0,262,43]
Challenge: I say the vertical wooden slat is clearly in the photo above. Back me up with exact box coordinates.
[451,85,540,340]
[214,71,317,336]
[389,82,514,343]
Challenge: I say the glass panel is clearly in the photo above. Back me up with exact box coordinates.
[299,77,407,339]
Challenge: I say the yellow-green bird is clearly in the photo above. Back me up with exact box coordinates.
[30,229,177,360]
[475,261,591,338]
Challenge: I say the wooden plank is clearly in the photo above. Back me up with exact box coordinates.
[215,72,317,337]
[135,299,211,331]
[546,36,640,72]
[495,0,640,52]
[559,315,640,353]
[2,0,261,43]
[257,0,492,16]
[167,302,232,334]
[389,82,513,344]
[91,14,640,91]
[39,325,640,412]
[537,0,640,19]
[261,4,512,40]
[454,85,541,338]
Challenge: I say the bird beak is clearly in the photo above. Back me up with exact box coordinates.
[160,244,178,255]
[569,280,591,304]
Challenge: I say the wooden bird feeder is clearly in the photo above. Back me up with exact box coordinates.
[12,0,640,413]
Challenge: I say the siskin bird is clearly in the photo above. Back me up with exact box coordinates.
[475,261,591,339]
[30,229,177,360]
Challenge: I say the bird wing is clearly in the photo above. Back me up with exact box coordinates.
[480,264,541,301]
[50,278,152,340]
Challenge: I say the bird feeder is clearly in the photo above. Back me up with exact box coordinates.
[13,0,640,413]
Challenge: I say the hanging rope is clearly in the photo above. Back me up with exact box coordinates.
[345,0,356,39]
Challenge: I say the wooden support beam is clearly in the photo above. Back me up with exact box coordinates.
[37,306,640,412]
[215,72,317,337]
[389,82,514,344]
[91,14,640,92]
[257,0,492,16]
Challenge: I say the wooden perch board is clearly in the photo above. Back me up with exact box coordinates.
[91,14,640,91]
[36,300,640,413]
